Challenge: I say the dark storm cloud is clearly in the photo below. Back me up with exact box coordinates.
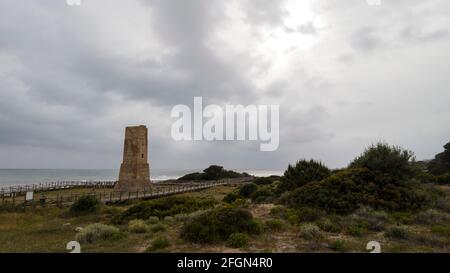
[0,0,449,170]
[241,0,288,27]
[136,0,257,104]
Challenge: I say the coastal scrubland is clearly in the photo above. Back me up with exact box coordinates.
[0,142,449,253]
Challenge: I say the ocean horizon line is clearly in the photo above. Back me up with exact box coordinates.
[0,168,284,187]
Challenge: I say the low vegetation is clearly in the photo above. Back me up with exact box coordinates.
[150,223,166,233]
[264,219,284,231]
[349,142,418,180]
[223,182,277,204]
[75,223,121,243]
[147,236,170,252]
[385,226,410,240]
[127,219,149,233]
[0,142,449,253]
[113,196,216,224]
[178,165,250,181]
[180,206,261,243]
[69,195,100,215]
[280,144,437,214]
[278,159,330,192]
[299,223,321,240]
[281,168,433,214]
[227,233,249,248]
[427,142,450,176]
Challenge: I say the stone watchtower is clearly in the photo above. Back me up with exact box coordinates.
[114,125,152,192]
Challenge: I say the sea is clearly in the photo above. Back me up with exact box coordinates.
[0,169,283,188]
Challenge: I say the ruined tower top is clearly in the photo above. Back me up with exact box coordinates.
[115,125,151,191]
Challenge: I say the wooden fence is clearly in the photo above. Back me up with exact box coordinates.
[0,180,117,197]
[0,177,253,208]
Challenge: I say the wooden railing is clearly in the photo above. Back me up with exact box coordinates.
[0,180,117,197]
[0,177,254,208]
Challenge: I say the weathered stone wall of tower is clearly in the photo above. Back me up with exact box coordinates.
[115,125,151,191]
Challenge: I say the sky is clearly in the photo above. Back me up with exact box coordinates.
[0,0,449,170]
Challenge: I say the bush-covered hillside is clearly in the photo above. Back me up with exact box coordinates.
[427,142,450,175]
[178,165,250,181]
[279,143,438,214]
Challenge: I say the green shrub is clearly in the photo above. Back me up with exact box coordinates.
[181,206,261,243]
[150,223,166,233]
[427,142,450,175]
[239,183,258,198]
[253,195,268,204]
[279,159,330,192]
[353,207,389,231]
[230,198,249,207]
[177,172,203,181]
[178,165,250,181]
[281,168,433,215]
[349,142,417,180]
[434,194,450,214]
[390,211,414,224]
[317,218,342,233]
[329,240,347,252]
[224,183,275,204]
[416,172,450,185]
[174,214,190,222]
[0,204,24,213]
[203,165,247,180]
[386,226,410,239]
[164,216,175,223]
[346,226,365,237]
[367,212,389,231]
[269,206,299,224]
[299,223,321,240]
[227,233,249,248]
[147,237,170,252]
[128,219,149,233]
[223,191,240,203]
[416,172,437,184]
[264,219,285,231]
[102,206,121,217]
[147,216,159,224]
[75,223,121,243]
[414,209,449,225]
[435,173,450,185]
[339,213,369,233]
[297,207,324,222]
[69,195,99,214]
[270,206,284,216]
[412,233,447,247]
[113,196,216,224]
[251,187,273,202]
[431,225,450,237]
[253,176,279,185]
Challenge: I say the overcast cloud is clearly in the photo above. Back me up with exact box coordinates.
[0,0,449,170]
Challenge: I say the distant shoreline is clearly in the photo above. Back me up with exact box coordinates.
[0,169,283,187]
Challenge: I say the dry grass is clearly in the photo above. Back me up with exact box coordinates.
[0,184,449,253]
